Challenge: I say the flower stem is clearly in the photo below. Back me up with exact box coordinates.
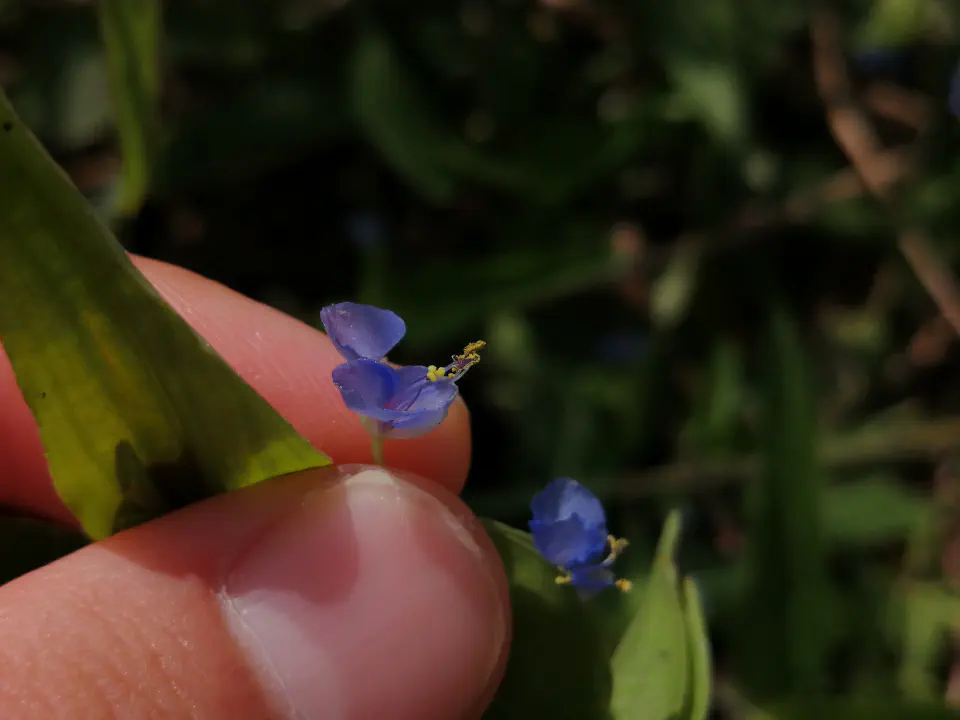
[370,436,385,466]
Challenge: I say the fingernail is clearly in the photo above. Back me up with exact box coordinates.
[221,466,507,720]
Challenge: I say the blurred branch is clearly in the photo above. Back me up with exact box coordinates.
[809,5,960,338]
[863,83,933,131]
[639,141,912,282]
[471,418,960,512]
[613,417,960,499]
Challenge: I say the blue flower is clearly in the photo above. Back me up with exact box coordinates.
[529,478,631,597]
[853,47,908,76]
[331,359,458,439]
[321,302,485,442]
[950,62,960,118]
[320,302,406,362]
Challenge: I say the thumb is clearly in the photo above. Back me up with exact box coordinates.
[0,465,510,719]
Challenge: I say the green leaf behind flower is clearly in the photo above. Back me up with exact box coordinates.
[482,520,613,720]
[0,91,331,540]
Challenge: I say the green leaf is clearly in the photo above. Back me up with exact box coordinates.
[481,520,612,719]
[898,582,951,701]
[0,92,331,540]
[855,0,931,49]
[679,339,745,459]
[610,511,691,720]
[388,230,626,348]
[773,697,960,720]
[97,0,162,216]
[650,245,701,331]
[682,577,712,720]
[350,29,456,204]
[823,476,930,545]
[736,310,829,699]
[665,59,747,148]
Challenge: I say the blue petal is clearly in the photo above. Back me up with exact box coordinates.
[568,565,616,599]
[384,372,458,439]
[951,63,960,118]
[529,516,607,568]
[331,361,458,439]
[320,302,406,361]
[331,359,397,416]
[853,47,907,75]
[530,478,607,534]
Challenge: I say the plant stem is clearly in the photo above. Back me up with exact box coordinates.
[370,436,385,466]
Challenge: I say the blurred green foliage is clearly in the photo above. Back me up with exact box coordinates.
[5,0,960,716]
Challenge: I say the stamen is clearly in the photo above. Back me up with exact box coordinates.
[427,341,486,382]
[608,535,629,558]
[615,579,633,592]
[555,571,572,585]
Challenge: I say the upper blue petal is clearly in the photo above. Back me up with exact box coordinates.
[529,516,607,568]
[530,478,607,533]
[331,361,458,439]
[320,302,406,362]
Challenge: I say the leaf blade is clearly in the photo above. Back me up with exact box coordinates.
[610,511,690,720]
[481,520,612,719]
[0,92,331,539]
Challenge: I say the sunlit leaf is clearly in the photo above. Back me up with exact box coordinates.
[0,92,331,540]
[482,520,612,719]
[855,0,931,49]
[665,59,747,148]
[650,245,701,331]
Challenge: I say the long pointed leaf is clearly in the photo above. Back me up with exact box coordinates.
[610,511,691,720]
[0,93,331,539]
[737,310,829,698]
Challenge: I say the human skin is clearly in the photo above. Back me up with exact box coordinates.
[0,257,511,719]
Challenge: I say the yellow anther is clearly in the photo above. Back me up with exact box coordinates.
[426,365,446,382]
[616,579,633,592]
[449,341,485,375]
[607,535,629,559]
[555,571,572,585]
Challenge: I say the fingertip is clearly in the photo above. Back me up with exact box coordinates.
[0,465,510,719]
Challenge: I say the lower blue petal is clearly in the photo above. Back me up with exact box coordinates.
[332,360,458,439]
[569,565,616,599]
[529,516,606,568]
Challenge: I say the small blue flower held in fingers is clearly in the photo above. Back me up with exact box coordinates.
[529,478,631,597]
[321,301,485,463]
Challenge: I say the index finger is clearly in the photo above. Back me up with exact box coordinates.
[0,256,471,525]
